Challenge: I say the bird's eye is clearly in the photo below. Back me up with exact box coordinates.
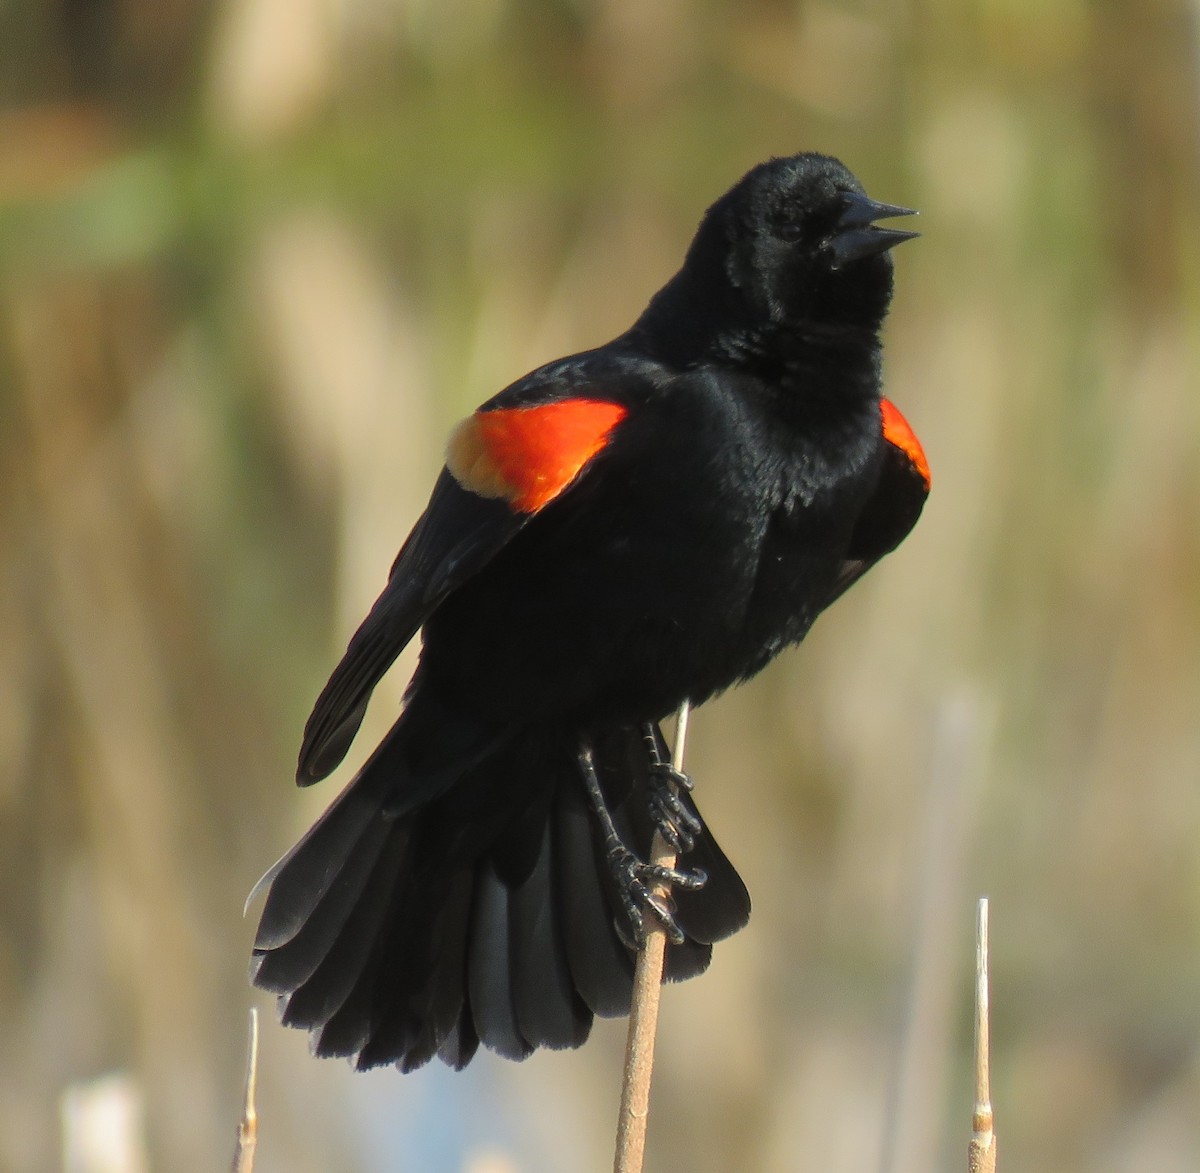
[776,220,805,243]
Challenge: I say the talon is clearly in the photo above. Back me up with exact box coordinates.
[657,820,689,854]
[643,892,686,945]
[579,740,703,953]
[614,905,645,950]
[605,846,703,946]
[647,764,703,853]
[649,862,706,891]
[650,795,688,848]
[649,785,702,843]
[653,762,695,793]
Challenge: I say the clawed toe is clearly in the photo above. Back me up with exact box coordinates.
[652,762,694,792]
[608,847,707,946]
[578,737,708,952]
[648,764,703,853]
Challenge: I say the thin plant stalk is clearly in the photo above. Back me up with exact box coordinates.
[613,701,690,1173]
[232,1008,260,1173]
[968,898,996,1173]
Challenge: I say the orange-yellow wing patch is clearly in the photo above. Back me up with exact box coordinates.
[880,398,930,490]
[446,399,628,514]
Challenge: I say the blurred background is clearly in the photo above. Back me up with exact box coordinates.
[2,0,1199,1169]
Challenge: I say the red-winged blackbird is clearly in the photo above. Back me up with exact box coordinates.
[250,153,928,1073]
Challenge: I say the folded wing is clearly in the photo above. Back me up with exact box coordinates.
[297,396,629,783]
[826,398,930,607]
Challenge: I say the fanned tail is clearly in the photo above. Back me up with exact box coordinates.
[250,721,750,1071]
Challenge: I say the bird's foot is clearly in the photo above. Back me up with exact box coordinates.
[578,738,706,949]
[647,763,702,854]
[607,846,706,948]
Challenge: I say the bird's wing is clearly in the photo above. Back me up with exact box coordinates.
[825,398,930,607]
[297,391,629,783]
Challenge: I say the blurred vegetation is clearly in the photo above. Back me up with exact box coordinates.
[2,0,1199,1170]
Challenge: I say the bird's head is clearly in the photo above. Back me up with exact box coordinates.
[699,153,918,335]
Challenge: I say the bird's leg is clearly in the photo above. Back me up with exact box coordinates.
[640,723,703,854]
[577,742,705,947]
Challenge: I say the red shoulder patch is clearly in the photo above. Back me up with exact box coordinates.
[446,399,628,513]
[880,398,930,490]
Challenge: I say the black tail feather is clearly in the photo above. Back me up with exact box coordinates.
[250,719,750,1070]
[555,777,636,1017]
[672,821,752,946]
[510,821,593,1050]
[466,862,532,1061]
[251,814,394,994]
[252,759,394,951]
[436,1012,480,1070]
[366,867,475,1073]
[277,826,409,1035]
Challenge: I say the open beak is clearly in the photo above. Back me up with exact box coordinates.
[828,191,919,267]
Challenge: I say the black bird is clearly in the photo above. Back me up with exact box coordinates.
[250,152,928,1073]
